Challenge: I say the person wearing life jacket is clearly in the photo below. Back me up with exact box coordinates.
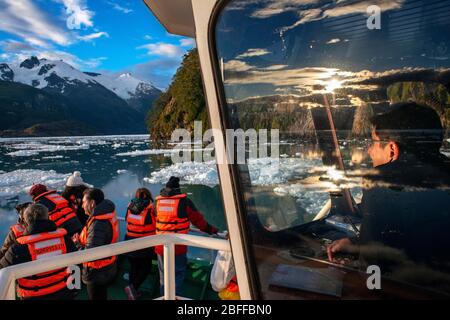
[73,188,119,300]
[0,204,78,300]
[29,184,82,237]
[154,176,219,296]
[61,171,90,226]
[123,187,158,300]
[0,202,31,260]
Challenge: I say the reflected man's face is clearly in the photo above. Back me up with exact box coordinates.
[368,129,399,167]
[82,195,94,216]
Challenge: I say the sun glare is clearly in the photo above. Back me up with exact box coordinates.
[325,79,343,93]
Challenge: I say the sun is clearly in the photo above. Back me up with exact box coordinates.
[325,79,343,93]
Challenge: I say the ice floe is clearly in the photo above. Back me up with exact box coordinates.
[0,169,70,198]
[6,142,89,157]
[144,161,218,186]
[116,147,212,157]
[144,157,323,187]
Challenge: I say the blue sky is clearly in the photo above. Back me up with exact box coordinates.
[0,0,195,89]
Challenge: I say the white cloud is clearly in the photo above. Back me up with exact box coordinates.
[128,58,181,89]
[78,31,109,42]
[60,0,94,30]
[137,42,185,58]
[0,39,35,52]
[251,0,320,19]
[179,38,196,47]
[0,44,107,71]
[224,60,253,72]
[108,1,133,14]
[0,0,72,46]
[326,38,341,44]
[236,48,271,59]
[143,35,153,40]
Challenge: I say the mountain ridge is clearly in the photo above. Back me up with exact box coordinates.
[0,56,162,137]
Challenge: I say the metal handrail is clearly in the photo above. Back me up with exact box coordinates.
[0,233,230,300]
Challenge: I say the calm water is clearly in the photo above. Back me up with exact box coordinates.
[0,135,226,261]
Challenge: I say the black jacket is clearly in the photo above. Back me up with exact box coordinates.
[358,154,450,272]
[36,193,83,236]
[0,220,78,300]
[81,199,118,286]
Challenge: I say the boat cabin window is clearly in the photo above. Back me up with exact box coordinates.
[213,0,450,299]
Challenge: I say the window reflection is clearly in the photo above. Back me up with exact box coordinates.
[215,0,450,298]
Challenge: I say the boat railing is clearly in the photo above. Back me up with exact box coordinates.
[0,233,230,300]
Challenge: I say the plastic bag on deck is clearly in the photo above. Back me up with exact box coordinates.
[210,249,235,292]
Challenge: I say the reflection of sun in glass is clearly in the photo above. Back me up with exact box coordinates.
[325,79,342,93]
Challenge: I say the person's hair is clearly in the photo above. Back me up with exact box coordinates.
[83,188,104,205]
[135,188,153,202]
[370,102,443,157]
[15,202,32,224]
[62,185,88,200]
[24,203,49,226]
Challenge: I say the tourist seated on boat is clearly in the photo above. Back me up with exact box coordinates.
[0,203,78,300]
[29,183,82,237]
[72,188,119,300]
[0,202,31,260]
[123,187,158,300]
[327,103,450,280]
[62,171,90,226]
[155,176,219,296]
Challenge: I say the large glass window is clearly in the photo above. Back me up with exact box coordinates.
[214,0,450,299]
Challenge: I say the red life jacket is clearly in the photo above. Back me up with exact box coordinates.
[79,211,119,269]
[16,229,70,298]
[226,276,239,292]
[34,190,77,228]
[68,194,79,212]
[11,224,25,239]
[155,194,190,235]
[126,203,155,238]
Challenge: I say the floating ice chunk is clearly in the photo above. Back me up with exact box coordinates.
[112,143,122,149]
[144,157,322,187]
[0,169,70,198]
[116,149,174,157]
[116,147,212,157]
[6,142,89,157]
[117,170,128,174]
[144,161,218,186]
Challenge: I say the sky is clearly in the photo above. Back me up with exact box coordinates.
[0,0,196,89]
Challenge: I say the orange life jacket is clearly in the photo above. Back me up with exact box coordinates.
[126,203,155,238]
[11,223,25,239]
[155,194,190,235]
[35,190,77,228]
[16,229,70,298]
[79,211,119,269]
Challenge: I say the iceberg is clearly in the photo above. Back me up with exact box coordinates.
[0,169,70,198]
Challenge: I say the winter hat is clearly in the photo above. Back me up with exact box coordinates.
[66,171,88,187]
[166,176,180,189]
[29,184,48,197]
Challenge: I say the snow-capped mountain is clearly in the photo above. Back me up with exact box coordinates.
[0,56,160,102]
[0,56,162,137]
